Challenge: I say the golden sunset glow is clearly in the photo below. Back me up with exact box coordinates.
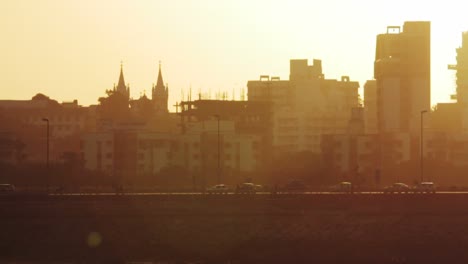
[1,0,467,109]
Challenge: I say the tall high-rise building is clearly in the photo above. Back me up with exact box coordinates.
[449,32,468,106]
[248,59,359,155]
[374,21,431,135]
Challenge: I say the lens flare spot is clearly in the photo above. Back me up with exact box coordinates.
[87,232,102,248]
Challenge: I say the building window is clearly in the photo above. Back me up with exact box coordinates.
[106,153,113,159]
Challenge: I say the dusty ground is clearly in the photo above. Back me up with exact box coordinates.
[1,194,468,263]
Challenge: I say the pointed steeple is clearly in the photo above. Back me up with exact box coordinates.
[156,61,164,89]
[115,61,129,100]
[116,62,126,92]
[152,61,169,114]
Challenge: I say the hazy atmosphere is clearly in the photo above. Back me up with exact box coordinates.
[1,0,467,108]
[5,1,468,263]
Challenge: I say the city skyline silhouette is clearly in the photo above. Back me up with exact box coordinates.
[4,2,468,263]
[1,0,467,110]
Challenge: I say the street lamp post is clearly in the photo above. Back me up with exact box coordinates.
[214,115,221,184]
[42,118,49,192]
[420,110,428,183]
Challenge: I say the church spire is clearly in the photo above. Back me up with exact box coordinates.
[115,61,129,99]
[152,61,169,114]
[117,62,126,91]
[156,61,164,89]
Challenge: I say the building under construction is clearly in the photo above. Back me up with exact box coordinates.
[449,32,468,106]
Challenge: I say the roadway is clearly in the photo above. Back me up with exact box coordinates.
[2,190,468,199]
[46,190,468,195]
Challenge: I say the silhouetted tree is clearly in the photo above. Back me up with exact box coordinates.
[97,90,131,121]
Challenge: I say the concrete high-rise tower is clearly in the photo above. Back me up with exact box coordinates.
[374,21,431,135]
[449,32,468,106]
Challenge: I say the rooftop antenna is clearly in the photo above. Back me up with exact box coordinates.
[189,85,192,102]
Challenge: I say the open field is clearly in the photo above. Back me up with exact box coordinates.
[2,194,468,263]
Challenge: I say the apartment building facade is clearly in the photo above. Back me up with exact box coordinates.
[248,59,360,155]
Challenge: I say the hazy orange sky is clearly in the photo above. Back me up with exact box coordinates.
[1,0,467,111]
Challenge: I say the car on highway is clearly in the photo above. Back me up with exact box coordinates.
[236,183,256,194]
[330,182,353,193]
[413,182,436,194]
[0,184,16,193]
[206,184,230,194]
[383,183,410,194]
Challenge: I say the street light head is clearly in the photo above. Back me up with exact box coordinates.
[42,118,49,122]
[421,110,428,114]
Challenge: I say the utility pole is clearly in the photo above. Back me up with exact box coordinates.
[214,115,221,184]
[42,118,49,192]
[420,110,428,183]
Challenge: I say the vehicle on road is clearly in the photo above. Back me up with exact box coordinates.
[383,183,410,194]
[330,182,353,193]
[236,183,256,194]
[413,182,436,194]
[0,184,16,193]
[206,184,230,194]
